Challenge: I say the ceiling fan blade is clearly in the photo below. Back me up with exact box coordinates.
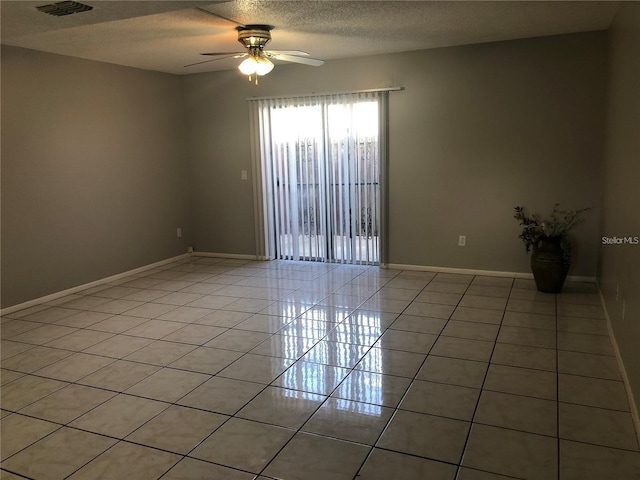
[268,53,324,66]
[266,50,310,56]
[184,54,243,68]
[200,52,246,57]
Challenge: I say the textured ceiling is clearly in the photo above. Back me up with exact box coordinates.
[0,0,621,75]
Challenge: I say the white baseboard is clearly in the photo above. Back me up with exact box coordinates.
[192,252,266,261]
[1,253,191,316]
[385,263,596,283]
[386,263,531,278]
[598,286,640,449]
[565,275,598,283]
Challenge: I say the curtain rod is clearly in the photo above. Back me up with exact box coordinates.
[246,86,404,101]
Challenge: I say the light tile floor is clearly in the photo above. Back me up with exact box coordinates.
[2,257,640,479]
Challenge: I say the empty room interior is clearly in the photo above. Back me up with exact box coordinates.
[1,1,639,479]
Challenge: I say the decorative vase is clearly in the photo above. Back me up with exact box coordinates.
[530,236,569,293]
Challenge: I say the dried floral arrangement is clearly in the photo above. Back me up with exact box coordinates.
[514,203,591,253]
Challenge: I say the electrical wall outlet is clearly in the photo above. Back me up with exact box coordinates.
[241,170,248,180]
[177,227,182,238]
[458,235,466,247]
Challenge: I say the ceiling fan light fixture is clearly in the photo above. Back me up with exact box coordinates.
[238,57,258,75]
[238,47,274,83]
[238,56,273,76]
[254,56,274,75]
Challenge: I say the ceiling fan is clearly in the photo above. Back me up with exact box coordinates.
[186,24,324,84]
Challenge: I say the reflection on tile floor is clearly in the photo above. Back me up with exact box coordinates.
[1,257,639,479]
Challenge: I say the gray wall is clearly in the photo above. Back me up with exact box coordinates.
[184,31,607,275]
[1,46,192,308]
[1,31,609,308]
[599,2,640,415]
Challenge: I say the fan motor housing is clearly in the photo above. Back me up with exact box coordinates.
[237,24,273,48]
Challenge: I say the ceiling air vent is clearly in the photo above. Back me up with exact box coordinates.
[36,1,93,17]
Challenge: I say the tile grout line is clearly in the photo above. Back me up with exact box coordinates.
[556,290,561,480]
[61,259,334,479]
[454,275,512,480]
[250,267,407,479]
[3,260,638,479]
[347,270,446,479]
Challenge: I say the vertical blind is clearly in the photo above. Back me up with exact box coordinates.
[249,90,389,266]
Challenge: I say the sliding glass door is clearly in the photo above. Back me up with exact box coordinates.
[250,91,387,266]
